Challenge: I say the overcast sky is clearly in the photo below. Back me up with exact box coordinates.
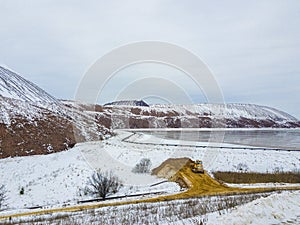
[0,0,299,118]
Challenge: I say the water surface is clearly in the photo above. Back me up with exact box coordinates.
[137,129,300,149]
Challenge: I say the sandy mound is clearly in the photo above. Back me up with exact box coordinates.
[152,158,193,188]
[152,157,192,178]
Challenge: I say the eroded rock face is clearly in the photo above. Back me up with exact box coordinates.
[0,98,110,159]
[0,116,76,158]
[95,103,300,129]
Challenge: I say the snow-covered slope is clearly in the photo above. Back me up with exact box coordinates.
[0,66,59,105]
[0,97,110,158]
[102,103,300,129]
[0,67,110,158]
[206,190,300,225]
[149,103,299,122]
[0,133,181,210]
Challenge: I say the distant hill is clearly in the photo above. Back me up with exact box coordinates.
[104,100,149,107]
[99,103,300,129]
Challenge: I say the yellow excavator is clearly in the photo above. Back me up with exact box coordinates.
[191,160,204,173]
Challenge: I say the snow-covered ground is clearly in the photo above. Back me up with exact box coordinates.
[0,131,182,211]
[207,190,300,225]
[167,191,300,225]
[4,191,299,225]
[0,130,299,218]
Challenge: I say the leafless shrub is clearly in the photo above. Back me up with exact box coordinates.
[132,158,152,173]
[0,185,7,209]
[235,163,249,172]
[86,170,123,199]
[273,166,283,173]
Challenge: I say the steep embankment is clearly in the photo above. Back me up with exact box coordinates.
[0,66,59,105]
[0,66,109,158]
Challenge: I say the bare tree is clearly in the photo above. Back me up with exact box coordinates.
[235,163,249,172]
[86,170,123,199]
[132,158,152,173]
[0,185,7,209]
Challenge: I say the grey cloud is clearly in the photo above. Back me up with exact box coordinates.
[0,0,299,118]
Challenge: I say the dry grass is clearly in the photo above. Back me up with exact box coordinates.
[0,192,271,225]
[213,171,300,184]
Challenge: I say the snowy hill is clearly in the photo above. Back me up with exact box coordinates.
[0,67,109,158]
[0,98,110,158]
[0,66,60,106]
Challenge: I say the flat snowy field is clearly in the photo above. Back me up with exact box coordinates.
[0,130,299,223]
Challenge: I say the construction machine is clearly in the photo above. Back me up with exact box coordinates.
[191,160,204,173]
